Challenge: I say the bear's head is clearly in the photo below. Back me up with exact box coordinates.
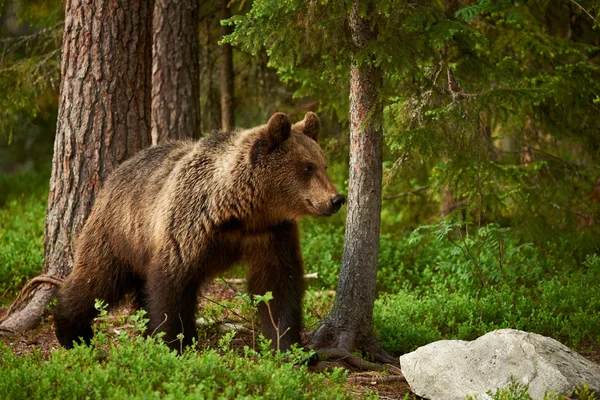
[250,112,345,220]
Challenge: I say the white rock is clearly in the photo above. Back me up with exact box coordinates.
[399,329,600,400]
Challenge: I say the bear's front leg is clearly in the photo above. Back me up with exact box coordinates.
[145,259,201,353]
[245,221,305,352]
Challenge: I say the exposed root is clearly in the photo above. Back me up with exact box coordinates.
[0,276,63,324]
[0,276,62,336]
[315,348,387,371]
[366,343,398,365]
[310,318,400,367]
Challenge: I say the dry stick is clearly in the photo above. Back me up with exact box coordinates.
[178,313,185,354]
[223,272,319,285]
[199,292,255,349]
[216,278,257,348]
[348,375,407,384]
[262,300,291,352]
[0,275,64,324]
[568,0,596,20]
[219,277,243,295]
[151,313,169,338]
[199,294,252,324]
[0,282,13,303]
[264,301,282,351]
[0,21,64,44]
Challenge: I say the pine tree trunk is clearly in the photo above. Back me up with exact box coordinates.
[0,0,153,335]
[219,0,235,131]
[311,0,394,364]
[151,0,200,144]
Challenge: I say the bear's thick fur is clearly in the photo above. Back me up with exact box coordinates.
[53,112,344,352]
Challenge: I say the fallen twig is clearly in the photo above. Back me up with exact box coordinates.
[348,374,407,384]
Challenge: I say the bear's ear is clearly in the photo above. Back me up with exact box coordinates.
[251,112,291,164]
[293,112,321,142]
[266,112,292,145]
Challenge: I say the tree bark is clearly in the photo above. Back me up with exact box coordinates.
[151,0,200,144]
[0,0,153,335]
[219,0,235,131]
[199,9,220,133]
[311,0,394,364]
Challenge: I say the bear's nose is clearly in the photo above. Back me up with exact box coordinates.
[330,194,346,213]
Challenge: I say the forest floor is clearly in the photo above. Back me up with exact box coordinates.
[0,282,414,399]
[1,282,598,399]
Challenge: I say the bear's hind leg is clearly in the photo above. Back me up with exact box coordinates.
[54,258,136,348]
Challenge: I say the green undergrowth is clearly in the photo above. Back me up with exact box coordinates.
[0,307,351,400]
[467,378,598,400]
[2,168,600,362]
[303,219,600,354]
[0,168,48,305]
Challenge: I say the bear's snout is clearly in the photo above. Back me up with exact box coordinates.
[330,194,346,214]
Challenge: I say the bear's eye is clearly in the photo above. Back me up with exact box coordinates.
[303,165,315,176]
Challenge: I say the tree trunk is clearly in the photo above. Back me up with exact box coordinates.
[310,0,394,364]
[199,10,220,133]
[219,0,235,131]
[0,0,153,335]
[151,0,200,144]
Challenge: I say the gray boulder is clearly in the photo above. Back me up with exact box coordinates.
[399,329,600,400]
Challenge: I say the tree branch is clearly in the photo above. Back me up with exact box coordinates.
[568,0,596,21]
[383,186,430,200]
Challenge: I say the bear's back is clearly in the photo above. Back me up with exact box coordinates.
[75,141,196,267]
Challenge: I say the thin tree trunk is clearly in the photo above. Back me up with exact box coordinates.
[440,185,454,217]
[0,0,153,335]
[200,11,219,133]
[311,0,394,364]
[151,0,200,144]
[219,0,235,131]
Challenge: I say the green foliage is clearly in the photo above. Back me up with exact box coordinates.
[227,0,600,251]
[467,377,533,400]
[301,222,345,287]
[466,377,599,400]
[0,309,350,400]
[0,168,48,304]
[0,0,62,142]
[302,290,335,331]
[299,214,600,354]
[371,221,600,354]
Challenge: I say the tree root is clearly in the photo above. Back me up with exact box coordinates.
[310,319,399,366]
[312,348,395,372]
[0,275,63,336]
[348,373,407,385]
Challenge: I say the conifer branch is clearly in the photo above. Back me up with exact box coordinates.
[568,0,595,21]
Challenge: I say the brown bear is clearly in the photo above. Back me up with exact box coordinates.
[53,112,344,352]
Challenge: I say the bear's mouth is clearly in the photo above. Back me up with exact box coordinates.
[306,200,332,216]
